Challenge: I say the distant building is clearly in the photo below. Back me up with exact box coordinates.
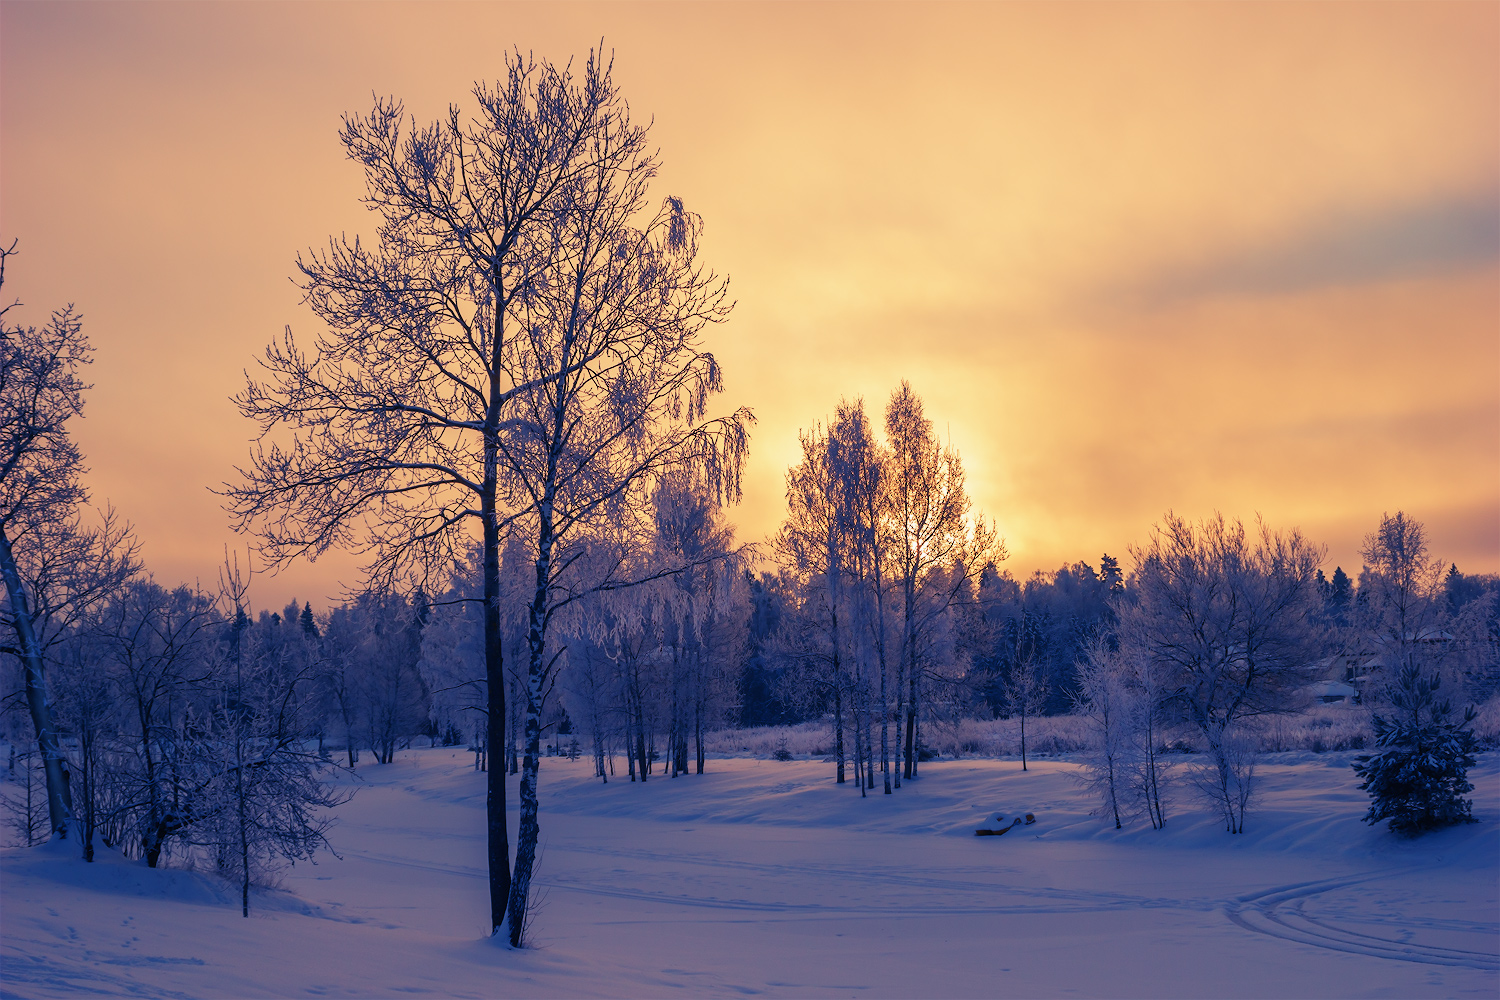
[1307,679,1360,705]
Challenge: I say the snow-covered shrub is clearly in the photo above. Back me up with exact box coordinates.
[1255,706,1372,754]
[1070,637,1181,830]
[1074,644,1134,829]
[0,747,49,847]
[1352,665,1479,836]
[917,715,1095,759]
[703,721,830,758]
[1192,723,1258,834]
[1470,695,1500,750]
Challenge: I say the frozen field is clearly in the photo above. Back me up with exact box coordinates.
[2,748,1497,998]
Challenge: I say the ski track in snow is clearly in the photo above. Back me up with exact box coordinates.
[341,834,1495,968]
[1226,868,1500,971]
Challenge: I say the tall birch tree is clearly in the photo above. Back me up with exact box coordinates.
[227,52,714,938]
[884,382,998,780]
[495,127,749,942]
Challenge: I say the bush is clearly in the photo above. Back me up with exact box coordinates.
[1472,695,1500,750]
[1352,665,1479,836]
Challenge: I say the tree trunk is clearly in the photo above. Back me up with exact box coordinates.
[833,687,846,784]
[237,733,250,918]
[1020,709,1028,772]
[892,658,904,790]
[872,568,892,794]
[695,710,704,775]
[629,672,647,782]
[508,503,553,947]
[78,733,95,862]
[595,728,608,783]
[482,453,511,937]
[855,701,867,798]
[1143,705,1165,830]
[879,638,891,794]
[0,526,74,838]
[903,699,917,779]
[902,649,917,779]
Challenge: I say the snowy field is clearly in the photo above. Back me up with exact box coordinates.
[3,748,1497,999]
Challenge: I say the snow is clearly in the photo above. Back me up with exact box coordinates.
[3,748,1497,998]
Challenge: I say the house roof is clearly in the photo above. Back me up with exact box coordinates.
[1307,680,1359,698]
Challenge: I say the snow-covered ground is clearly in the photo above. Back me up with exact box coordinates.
[3,749,1497,998]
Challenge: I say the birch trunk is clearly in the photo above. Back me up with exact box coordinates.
[0,527,74,838]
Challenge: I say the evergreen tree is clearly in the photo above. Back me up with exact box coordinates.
[1326,566,1352,628]
[1098,553,1124,595]
[1352,663,1478,836]
[1443,564,1483,616]
[299,601,318,639]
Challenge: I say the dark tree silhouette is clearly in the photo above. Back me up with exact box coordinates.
[1354,663,1478,835]
[496,122,749,943]
[228,49,749,945]
[0,243,137,839]
[227,52,639,937]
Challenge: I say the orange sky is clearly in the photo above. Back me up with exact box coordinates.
[3,1,1496,612]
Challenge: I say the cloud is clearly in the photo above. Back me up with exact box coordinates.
[1137,194,1500,303]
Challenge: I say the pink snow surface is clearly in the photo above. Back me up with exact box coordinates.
[3,750,1497,998]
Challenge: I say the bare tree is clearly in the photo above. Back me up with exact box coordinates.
[0,242,138,840]
[828,400,896,793]
[51,628,122,861]
[777,423,854,784]
[1074,634,1130,828]
[566,532,681,785]
[884,382,999,780]
[351,593,430,764]
[90,579,221,866]
[497,140,750,944]
[1357,512,1450,698]
[1120,647,1172,830]
[1,746,49,847]
[1118,513,1324,833]
[179,554,350,917]
[1004,618,1050,773]
[775,388,996,791]
[417,552,490,756]
[652,471,743,775]
[319,606,370,767]
[204,621,347,917]
[226,52,703,937]
[562,622,623,783]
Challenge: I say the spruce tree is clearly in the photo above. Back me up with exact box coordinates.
[299,601,318,639]
[1352,663,1478,836]
[1326,566,1352,628]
